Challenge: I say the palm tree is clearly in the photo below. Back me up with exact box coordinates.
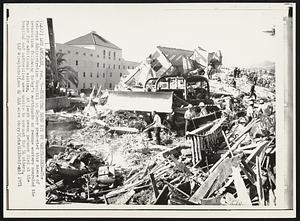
[46,50,78,96]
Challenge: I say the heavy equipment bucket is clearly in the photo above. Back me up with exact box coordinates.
[104,91,173,113]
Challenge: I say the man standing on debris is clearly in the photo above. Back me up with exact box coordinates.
[231,78,237,88]
[249,81,257,100]
[184,104,196,134]
[146,111,162,145]
[246,100,255,123]
[257,99,273,117]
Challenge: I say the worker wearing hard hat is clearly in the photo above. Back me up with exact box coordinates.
[184,104,196,134]
[198,102,208,117]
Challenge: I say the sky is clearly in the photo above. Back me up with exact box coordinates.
[9,4,287,67]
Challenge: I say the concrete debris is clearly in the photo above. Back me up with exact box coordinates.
[46,71,276,206]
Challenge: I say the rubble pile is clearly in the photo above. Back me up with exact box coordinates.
[46,60,276,205]
[46,105,276,206]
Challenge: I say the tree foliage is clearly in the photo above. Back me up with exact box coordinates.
[46,50,78,88]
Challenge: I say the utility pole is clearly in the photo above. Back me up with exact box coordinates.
[47,18,58,92]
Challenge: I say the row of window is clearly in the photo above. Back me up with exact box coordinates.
[74,60,134,69]
[59,49,119,60]
[82,72,122,78]
[82,82,113,89]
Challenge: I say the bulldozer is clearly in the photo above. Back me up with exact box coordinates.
[102,46,223,134]
[104,74,221,134]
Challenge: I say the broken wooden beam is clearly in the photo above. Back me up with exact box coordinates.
[149,173,159,198]
[232,166,252,206]
[255,156,265,205]
[245,141,269,164]
[189,154,242,204]
[222,130,234,157]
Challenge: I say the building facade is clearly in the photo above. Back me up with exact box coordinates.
[55,31,139,91]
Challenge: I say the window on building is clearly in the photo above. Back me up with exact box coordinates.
[108,51,111,59]
[97,62,99,68]
[108,65,110,69]
[110,72,112,77]
[68,50,71,54]
[83,72,86,77]
[83,52,86,56]
[90,54,93,57]
[113,64,115,69]
[118,65,120,69]
[123,65,125,69]
[90,83,92,88]
[103,63,105,68]
[128,66,130,69]
[97,73,99,78]
[75,51,79,55]
[97,54,99,58]
[120,73,122,77]
[75,60,78,66]
[113,52,116,60]
[109,83,112,89]
[83,83,86,88]
[103,73,105,78]
[90,72,92,77]
[103,50,106,58]
[97,83,99,88]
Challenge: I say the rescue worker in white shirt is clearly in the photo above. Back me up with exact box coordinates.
[198,102,208,117]
[184,104,196,134]
[246,100,255,123]
[257,99,273,117]
[147,111,162,145]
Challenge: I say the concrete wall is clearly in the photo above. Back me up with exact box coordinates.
[46,96,70,111]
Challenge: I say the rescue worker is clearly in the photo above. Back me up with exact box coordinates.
[246,100,255,123]
[249,82,257,100]
[166,111,177,132]
[184,104,196,134]
[198,102,208,117]
[147,111,162,145]
[231,78,236,88]
[144,112,153,141]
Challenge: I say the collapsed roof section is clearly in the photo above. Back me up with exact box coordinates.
[121,45,222,89]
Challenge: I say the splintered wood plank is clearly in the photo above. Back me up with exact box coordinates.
[256,156,264,205]
[189,155,241,204]
[232,166,252,206]
[222,130,233,157]
[245,141,269,164]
